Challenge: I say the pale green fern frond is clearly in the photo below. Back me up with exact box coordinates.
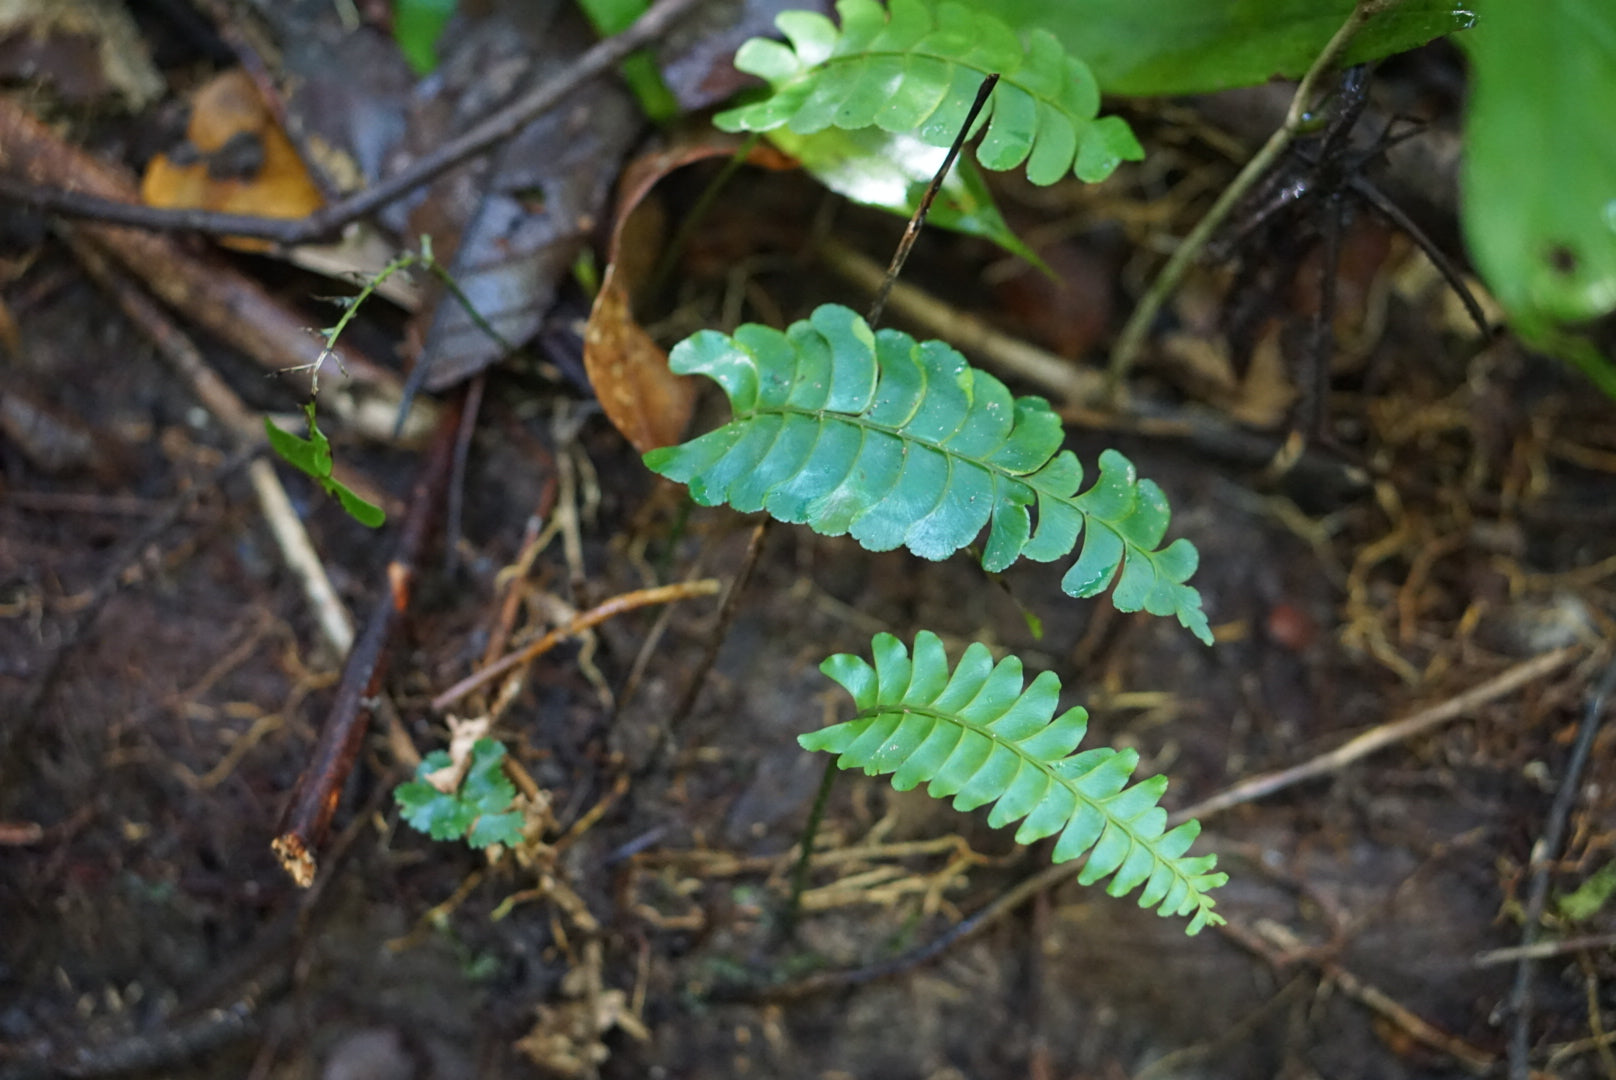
[642,304,1212,644]
[714,0,1144,184]
[803,631,1226,933]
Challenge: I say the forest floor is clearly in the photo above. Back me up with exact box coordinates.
[2,5,1615,1079]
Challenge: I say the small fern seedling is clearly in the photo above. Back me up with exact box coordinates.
[394,737,525,849]
[807,632,1225,932]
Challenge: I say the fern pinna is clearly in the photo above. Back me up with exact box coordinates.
[643,304,1211,643]
[715,0,1144,184]
[806,632,1225,932]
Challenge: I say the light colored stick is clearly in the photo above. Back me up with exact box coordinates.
[1172,646,1580,825]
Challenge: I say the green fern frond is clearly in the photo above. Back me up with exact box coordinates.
[643,304,1212,644]
[714,0,1144,184]
[803,631,1226,933]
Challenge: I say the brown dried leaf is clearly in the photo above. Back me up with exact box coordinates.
[583,134,795,453]
[584,262,694,454]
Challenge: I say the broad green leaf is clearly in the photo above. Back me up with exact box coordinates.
[765,125,1044,265]
[1461,0,1616,397]
[264,415,324,479]
[645,304,1212,643]
[393,0,458,76]
[265,405,387,528]
[331,482,388,529]
[805,631,1226,933]
[988,0,1476,96]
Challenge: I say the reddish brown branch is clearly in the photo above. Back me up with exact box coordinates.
[272,394,464,886]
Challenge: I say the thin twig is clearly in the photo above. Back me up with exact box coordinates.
[430,579,722,712]
[1108,0,1405,387]
[1251,920,1496,1074]
[1173,646,1580,824]
[867,73,999,328]
[0,0,706,245]
[652,519,773,760]
[1475,933,1616,968]
[1508,653,1616,1080]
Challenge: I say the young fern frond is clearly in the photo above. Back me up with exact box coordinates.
[715,0,1144,184]
[643,304,1212,643]
[804,632,1226,933]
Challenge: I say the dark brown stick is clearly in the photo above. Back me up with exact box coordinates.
[0,0,706,245]
[1507,653,1616,1080]
[272,393,465,886]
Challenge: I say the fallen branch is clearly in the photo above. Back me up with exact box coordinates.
[273,394,464,886]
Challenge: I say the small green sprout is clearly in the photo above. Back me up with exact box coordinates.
[394,737,525,849]
[265,402,387,528]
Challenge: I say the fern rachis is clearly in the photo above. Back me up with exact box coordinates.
[644,303,1212,643]
[804,631,1226,933]
[716,0,1145,185]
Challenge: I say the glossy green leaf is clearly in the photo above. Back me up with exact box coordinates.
[1461,0,1616,392]
[989,0,1476,96]
[394,738,524,849]
[715,0,1143,185]
[644,304,1212,643]
[765,125,1044,265]
[805,631,1226,932]
[332,483,387,529]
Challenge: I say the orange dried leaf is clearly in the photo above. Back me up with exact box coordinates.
[139,69,322,251]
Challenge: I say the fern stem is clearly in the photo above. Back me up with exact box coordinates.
[783,756,839,939]
[651,517,772,764]
[1107,0,1405,390]
[867,73,999,329]
[646,133,762,305]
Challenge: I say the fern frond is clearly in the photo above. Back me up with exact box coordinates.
[643,304,1212,644]
[714,0,1144,184]
[803,632,1226,933]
